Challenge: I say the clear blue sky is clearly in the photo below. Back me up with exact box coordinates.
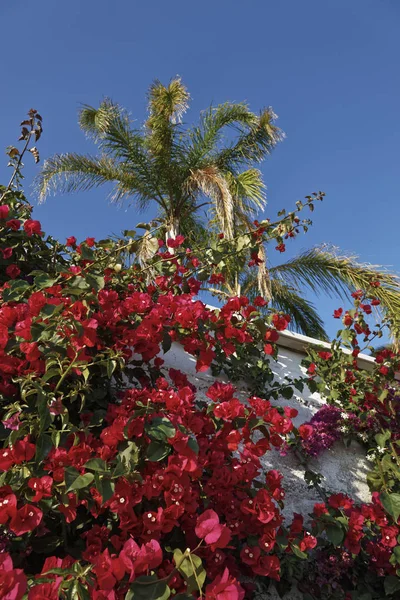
[1,0,399,340]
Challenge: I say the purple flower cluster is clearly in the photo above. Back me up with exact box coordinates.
[299,548,355,597]
[302,405,342,457]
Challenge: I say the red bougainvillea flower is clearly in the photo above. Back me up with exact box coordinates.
[66,236,77,246]
[205,568,245,599]
[206,382,236,402]
[167,235,185,248]
[333,308,343,318]
[275,243,286,253]
[307,363,317,375]
[0,204,10,219]
[252,554,281,579]
[5,264,20,279]
[86,237,95,247]
[318,351,332,360]
[196,348,215,372]
[0,448,15,471]
[23,219,42,236]
[1,247,13,259]
[0,487,17,524]
[9,505,43,535]
[298,424,313,440]
[195,509,232,550]
[328,493,353,511]
[28,476,53,502]
[120,538,163,579]
[299,533,317,552]
[27,580,61,600]
[5,219,21,231]
[264,343,274,356]
[253,296,267,307]
[0,553,27,600]
[12,438,36,464]
[313,502,328,516]
[265,328,279,343]
[24,219,42,237]
[271,314,290,331]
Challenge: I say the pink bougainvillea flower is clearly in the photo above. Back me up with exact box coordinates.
[205,568,245,600]
[0,553,27,600]
[195,509,232,550]
[0,204,10,219]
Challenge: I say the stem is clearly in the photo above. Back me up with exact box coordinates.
[0,129,33,202]
[188,552,203,597]
[54,353,78,393]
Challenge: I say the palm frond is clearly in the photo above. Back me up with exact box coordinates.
[226,168,266,215]
[36,153,142,204]
[271,245,400,338]
[184,103,259,168]
[78,100,146,164]
[147,78,190,124]
[215,107,284,170]
[145,78,189,157]
[269,280,329,340]
[185,166,234,238]
[241,272,328,340]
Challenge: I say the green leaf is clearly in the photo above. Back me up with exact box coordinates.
[99,477,115,503]
[42,368,61,383]
[37,392,51,432]
[119,441,139,469]
[307,379,318,394]
[280,386,293,400]
[40,303,64,317]
[86,273,105,292]
[126,575,170,600]
[380,492,400,523]
[162,332,172,354]
[174,550,206,594]
[196,268,210,281]
[35,434,53,463]
[76,583,91,600]
[146,441,171,462]
[290,544,308,559]
[187,437,199,455]
[375,430,391,449]
[145,417,176,442]
[3,279,30,302]
[136,222,151,230]
[65,470,94,492]
[34,273,57,289]
[84,458,107,472]
[107,359,117,378]
[326,523,345,546]
[384,575,400,595]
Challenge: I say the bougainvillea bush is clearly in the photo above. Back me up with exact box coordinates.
[0,115,399,599]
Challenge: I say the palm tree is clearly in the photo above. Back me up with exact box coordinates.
[37,78,400,340]
[37,78,282,244]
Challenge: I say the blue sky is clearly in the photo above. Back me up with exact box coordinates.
[1,0,399,340]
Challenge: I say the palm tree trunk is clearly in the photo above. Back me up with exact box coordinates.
[165,215,180,254]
